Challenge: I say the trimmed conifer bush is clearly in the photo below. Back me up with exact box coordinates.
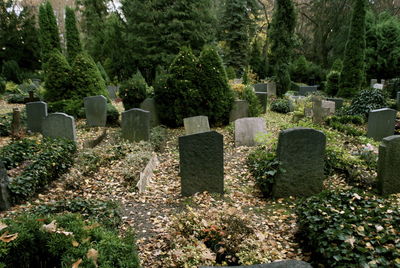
[120,72,148,110]
[325,70,341,97]
[0,76,5,94]
[39,1,61,62]
[65,6,82,63]
[1,60,22,84]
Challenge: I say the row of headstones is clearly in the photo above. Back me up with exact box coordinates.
[180,126,400,197]
[254,82,320,97]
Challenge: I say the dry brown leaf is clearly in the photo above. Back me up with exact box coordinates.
[0,231,18,243]
[42,220,57,233]
[0,222,7,231]
[72,258,82,268]
[87,248,99,267]
[72,240,79,247]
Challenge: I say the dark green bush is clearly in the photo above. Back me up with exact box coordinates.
[0,110,27,137]
[289,56,326,86]
[325,115,366,137]
[0,213,140,268]
[1,60,22,84]
[0,138,39,169]
[150,125,168,152]
[385,78,400,99]
[234,85,261,117]
[296,190,400,267]
[97,62,110,84]
[226,66,236,80]
[48,99,84,118]
[106,103,119,126]
[120,72,148,110]
[270,98,291,114]
[0,76,6,94]
[325,70,340,97]
[247,148,282,197]
[346,88,387,117]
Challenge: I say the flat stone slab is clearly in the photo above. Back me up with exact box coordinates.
[137,154,160,193]
[121,108,150,142]
[377,135,400,195]
[179,131,223,196]
[200,260,312,268]
[42,113,76,142]
[229,100,249,122]
[235,117,267,147]
[26,101,48,133]
[367,108,396,141]
[183,116,210,135]
[140,98,159,127]
[84,95,107,127]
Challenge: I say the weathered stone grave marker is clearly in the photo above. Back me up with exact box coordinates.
[229,100,249,122]
[26,101,48,133]
[140,98,159,127]
[42,113,77,142]
[377,135,400,195]
[136,153,160,193]
[11,108,21,138]
[183,116,210,135]
[312,97,330,124]
[326,98,343,111]
[367,108,396,141]
[370,79,378,88]
[0,161,10,211]
[235,117,267,147]
[121,108,150,142]
[273,128,326,198]
[179,131,223,196]
[253,83,267,92]
[267,82,277,97]
[299,85,318,96]
[84,95,107,127]
[321,100,335,115]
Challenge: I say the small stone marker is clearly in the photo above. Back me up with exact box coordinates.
[267,82,277,97]
[367,108,396,141]
[326,98,344,110]
[299,85,318,96]
[377,135,400,195]
[373,83,384,90]
[321,100,335,115]
[179,131,223,196]
[121,108,150,142]
[312,97,330,124]
[136,154,160,193]
[273,128,326,198]
[370,79,378,88]
[42,113,77,142]
[84,95,107,127]
[229,100,249,122]
[255,92,267,113]
[26,101,48,133]
[234,117,267,147]
[200,260,312,268]
[0,161,10,211]
[396,92,400,110]
[183,116,210,135]
[253,83,268,92]
[140,98,159,127]
[11,108,21,138]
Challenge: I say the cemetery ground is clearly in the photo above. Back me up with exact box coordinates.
[1,100,400,267]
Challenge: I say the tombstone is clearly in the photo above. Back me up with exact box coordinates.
[84,95,107,127]
[183,116,210,135]
[397,92,400,111]
[0,161,11,211]
[373,83,384,90]
[312,97,330,124]
[255,92,267,113]
[179,131,223,196]
[140,98,160,127]
[200,260,312,268]
[381,79,385,85]
[377,136,400,195]
[267,82,277,97]
[326,98,344,110]
[42,113,76,142]
[121,108,150,142]
[321,100,335,115]
[26,101,48,133]
[273,128,326,198]
[107,85,119,100]
[367,108,396,141]
[253,83,268,93]
[229,100,249,122]
[370,79,378,88]
[234,117,267,147]
[299,85,318,96]
[137,154,160,193]
[304,107,313,117]
[11,108,21,138]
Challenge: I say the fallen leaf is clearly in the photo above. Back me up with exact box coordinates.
[0,222,7,231]
[72,258,82,268]
[72,240,79,247]
[345,236,356,248]
[87,248,98,267]
[42,220,57,233]
[0,231,18,243]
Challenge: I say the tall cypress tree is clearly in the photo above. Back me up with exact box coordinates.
[39,1,61,63]
[268,0,296,96]
[338,0,367,97]
[65,6,82,63]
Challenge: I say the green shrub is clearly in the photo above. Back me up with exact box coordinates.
[296,190,400,267]
[289,56,326,86]
[0,139,39,169]
[150,126,168,152]
[97,62,110,84]
[270,98,291,114]
[247,148,282,197]
[325,115,366,137]
[120,72,148,110]
[325,70,340,97]
[346,88,387,117]
[234,85,261,117]
[0,76,6,94]
[106,103,119,126]
[48,99,84,118]
[0,213,140,267]
[385,78,400,99]
[226,66,236,80]
[1,60,22,84]
[0,110,27,137]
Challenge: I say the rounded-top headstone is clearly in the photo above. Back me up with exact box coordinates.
[183,115,210,135]
[42,112,76,142]
[84,95,107,127]
[367,108,396,141]
[234,117,267,147]
[26,101,48,133]
[121,108,150,142]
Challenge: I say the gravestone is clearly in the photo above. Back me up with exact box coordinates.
[11,108,21,138]
[235,117,267,147]
[137,154,160,193]
[200,260,312,268]
[84,95,107,127]
[312,97,330,124]
[255,92,267,113]
[397,92,400,110]
[326,98,344,110]
[179,131,223,196]
[0,161,10,211]
[107,85,119,100]
[121,108,150,142]
[183,116,210,135]
[304,107,313,117]
[140,98,159,127]
[273,128,326,198]
[299,85,318,96]
[321,100,335,115]
[377,135,400,195]
[229,100,249,122]
[253,83,268,92]
[26,101,48,133]
[267,82,277,97]
[373,83,384,90]
[367,108,396,141]
[370,79,378,88]
[42,113,77,142]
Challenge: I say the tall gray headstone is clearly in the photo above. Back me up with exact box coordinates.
[183,116,210,135]
[267,82,277,97]
[42,113,76,142]
[312,97,330,124]
[273,128,326,198]
[255,92,267,113]
[326,98,343,110]
[367,108,396,141]
[299,85,318,96]
[397,92,400,111]
[253,83,268,93]
[377,135,400,195]
[179,131,223,196]
[26,101,47,133]
[229,100,249,122]
[121,108,150,142]
[140,98,160,127]
[84,95,107,127]
[235,117,267,147]
[0,161,10,211]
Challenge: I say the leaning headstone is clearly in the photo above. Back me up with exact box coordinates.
[326,98,344,110]
[200,260,312,268]
[137,153,160,193]
[0,161,11,211]
[321,100,335,115]
[183,116,210,135]
[26,101,48,133]
[140,98,160,127]
[373,83,384,90]
[84,95,107,127]
[396,92,400,110]
[234,117,267,147]
[229,100,249,122]
[253,83,268,93]
[255,92,267,113]
[121,108,150,142]
[377,135,400,195]
[42,113,77,142]
[273,128,326,198]
[179,131,223,196]
[299,85,318,96]
[107,85,119,100]
[267,82,277,97]
[367,108,396,141]
[370,79,378,88]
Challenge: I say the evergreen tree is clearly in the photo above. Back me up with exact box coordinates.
[65,7,82,63]
[120,71,148,110]
[197,46,234,125]
[39,2,61,63]
[44,50,72,101]
[338,0,367,97]
[268,0,296,96]
[249,38,267,80]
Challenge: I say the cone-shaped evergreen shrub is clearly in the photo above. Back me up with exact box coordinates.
[120,71,148,110]
[326,70,341,97]
[1,60,22,84]
[39,2,61,62]
[197,46,234,125]
[44,50,72,102]
[65,6,82,63]
[71,53,108,99]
